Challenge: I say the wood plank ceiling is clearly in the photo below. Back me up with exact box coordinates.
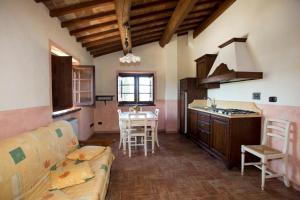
[35,0,235,58]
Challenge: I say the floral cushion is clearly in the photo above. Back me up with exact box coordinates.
[50,161,94,190]
[66,146,106,161]
[38,190,71,200]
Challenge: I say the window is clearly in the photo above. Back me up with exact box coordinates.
[73,66,95,106]
[118,73,154,106]
[50,43,95,115]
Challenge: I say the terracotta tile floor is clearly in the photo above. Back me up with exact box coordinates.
[92,133,300,200]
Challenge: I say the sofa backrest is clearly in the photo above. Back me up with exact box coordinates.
[0,120,79,200]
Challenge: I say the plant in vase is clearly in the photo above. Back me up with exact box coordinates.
[132,105,140,113]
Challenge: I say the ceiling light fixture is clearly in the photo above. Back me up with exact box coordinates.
[119,22,141,64]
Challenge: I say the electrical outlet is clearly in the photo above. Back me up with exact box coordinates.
[269,96,277,102]
[252,92,261,100]
[98,122,102,125]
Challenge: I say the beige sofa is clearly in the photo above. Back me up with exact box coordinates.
[0,120,114,200]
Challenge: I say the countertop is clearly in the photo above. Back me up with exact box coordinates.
[188,107,261,118]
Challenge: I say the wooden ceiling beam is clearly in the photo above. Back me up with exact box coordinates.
[83,35,120,48]
[88,42,122,53]
[187,9,213,18]
[115,0,132,54]
[93,47,123,57]
[181,17,205,26]
[131,19,169,32]
[87,38,121,51]
[78,31,120,43]
[159,0,198,47]
[61,11,116,28]
[83,35,121,48]
[90,44,123,55]
[132,27,165,37]
[192,0,220,12]
[70,20,118,36]
[193,0,236,38]
[130,11,172,26]
[76,29,119,42]
[132,31,163,42]
[178,24,199,32]
[49,0,114,17]
[185,14,207,21]
[131,1,177,17]
[132,36,161,47]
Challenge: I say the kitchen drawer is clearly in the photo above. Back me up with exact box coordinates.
[198,121,210,132]
[198,112,210,122]
[199,130,210,147]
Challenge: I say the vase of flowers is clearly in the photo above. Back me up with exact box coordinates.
[132,105,140,113]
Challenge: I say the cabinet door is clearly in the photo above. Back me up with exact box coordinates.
[210,116,229,160]
[195,54,217,87]
[188,110,198,139]
[196,61,207,80]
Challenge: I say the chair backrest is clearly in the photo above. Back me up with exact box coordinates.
[262,118,290,154]
[117,109,122,116]
[117,109,123,129]
[128,113,147,133]
[155,108,160,117]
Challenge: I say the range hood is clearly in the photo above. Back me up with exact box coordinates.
[201,38,263,85]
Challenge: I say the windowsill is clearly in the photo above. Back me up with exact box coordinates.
[52,107,81,118]
[118,103,156,107]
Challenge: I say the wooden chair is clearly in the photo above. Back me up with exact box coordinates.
[127,113,148,158]
[241,118,291,190]
[154,108,160,147]
[117,109,125,150]
[146,109,160,148]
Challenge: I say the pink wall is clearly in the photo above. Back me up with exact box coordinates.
[0,106,52,139]
[0,106,94,141]
[93,100,178,133]
[258,104,300,189]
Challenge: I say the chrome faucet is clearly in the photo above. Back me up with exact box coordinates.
[207,97,217,110]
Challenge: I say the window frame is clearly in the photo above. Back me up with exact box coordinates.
[117,73,155,106]
[73,65,96,107]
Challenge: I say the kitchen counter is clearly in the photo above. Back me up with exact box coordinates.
[188,107,261,118]
[187,105,261,168]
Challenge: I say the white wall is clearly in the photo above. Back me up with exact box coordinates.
[184,0,300,107]
[94,42,167,100]
[0,0,93,111]
[177,35,195,80]
[93,38,182,132]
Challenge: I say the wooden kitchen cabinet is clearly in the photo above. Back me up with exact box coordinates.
[179,78,206,135]
[195,54,217,87]
[188,109,261,169]
[197,112,211,148]
[210,116,229,160]
[188,109,198,140]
